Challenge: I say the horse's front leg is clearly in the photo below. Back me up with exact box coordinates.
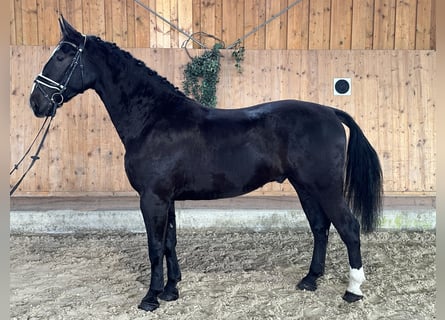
[159,202,181,301]
[138,192,169,312]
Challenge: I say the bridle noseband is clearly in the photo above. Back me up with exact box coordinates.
[33,35,87,113]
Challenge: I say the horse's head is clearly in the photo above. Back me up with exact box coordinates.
[30,16,94,117]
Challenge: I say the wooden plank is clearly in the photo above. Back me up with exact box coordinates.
[330,0,353,49]
[134,0,151,47]
[12,0,24,45]
[84,91,100,192]
[169,0,178,48]
[420,51,436,192]
[44,0,61,45]
[63,0,83,32]
[394,0,417,49]
[429,0,435,49]
[177,0,193,48]
[191,0,201,48]
[201,0,217,47]
[149,0,158,48]
[214,0,223,43]
[126,0,136,47]
[354,51,379,154]
[351,0,375,49]
[287,0,309,49]
[88,0,106,37]
[222,1,238,46]
[373,0,396,49]
[394,51,409,191]
[373,51,393,191]
[308,0,331,49]
[406,52,423,191]
[265,1,282,49]
[380,51,398,191]
[10,0,17,44]
[235,0,245,47]
[280,50,300,99]
[244,0,259,49]
[415,0,433,49]
[36,0,45,45]
[110,0,128,47]
[82,0,91,34]
[243,0,266,49]
[279,0,289,49]
[21,0,39,45]
[156,0,171,48]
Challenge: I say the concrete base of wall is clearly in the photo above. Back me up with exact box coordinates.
[10,196,436,233]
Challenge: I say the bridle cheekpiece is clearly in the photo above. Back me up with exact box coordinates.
[33,35,87,114]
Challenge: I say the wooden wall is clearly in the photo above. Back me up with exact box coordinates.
[10,0,435,49]
[10,47,436,196]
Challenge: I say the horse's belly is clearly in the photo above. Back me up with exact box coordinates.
[174,159,284,201]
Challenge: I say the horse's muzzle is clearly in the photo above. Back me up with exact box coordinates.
[29,97,56,118]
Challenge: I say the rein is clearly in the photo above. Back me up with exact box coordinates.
[10,106,56,196]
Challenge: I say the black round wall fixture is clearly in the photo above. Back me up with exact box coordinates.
[333,78,351,96]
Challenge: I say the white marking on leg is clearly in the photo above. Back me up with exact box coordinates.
[347,267,365,296]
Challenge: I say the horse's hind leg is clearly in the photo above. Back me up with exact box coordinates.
[159,202,181,301]
[317,191,366,302]
[291,178,365,302]
[291,182,331,292]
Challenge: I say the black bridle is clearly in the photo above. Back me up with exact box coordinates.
[33,35,87,112]
[10,35,87,196]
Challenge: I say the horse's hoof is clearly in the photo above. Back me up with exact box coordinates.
[138,298,160,312]
[296,280,317,291]
[342,291,363,303]
[159,287,179,301]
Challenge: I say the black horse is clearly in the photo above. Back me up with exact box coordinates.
[29,16,382,312]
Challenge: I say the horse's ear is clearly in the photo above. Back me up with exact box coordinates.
[58,15,82,41]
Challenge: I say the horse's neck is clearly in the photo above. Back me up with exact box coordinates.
[92,62,177,147]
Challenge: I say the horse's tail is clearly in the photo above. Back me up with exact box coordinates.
[333,108,383,233]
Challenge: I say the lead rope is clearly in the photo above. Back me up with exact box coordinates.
[10,104,56,196]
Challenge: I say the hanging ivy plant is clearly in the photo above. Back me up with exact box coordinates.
[183,43,223,108]
[182,38,245,108]
[231,44,245,74]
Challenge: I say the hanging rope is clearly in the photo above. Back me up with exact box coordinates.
[226,0,304,49]
[133,0,208,49]
[133,0,303,50]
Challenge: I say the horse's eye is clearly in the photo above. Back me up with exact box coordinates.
[56,54,65,62]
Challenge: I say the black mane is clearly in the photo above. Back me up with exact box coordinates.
[90,36,188,100]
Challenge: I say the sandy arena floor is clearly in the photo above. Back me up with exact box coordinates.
[10,230,435,319]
